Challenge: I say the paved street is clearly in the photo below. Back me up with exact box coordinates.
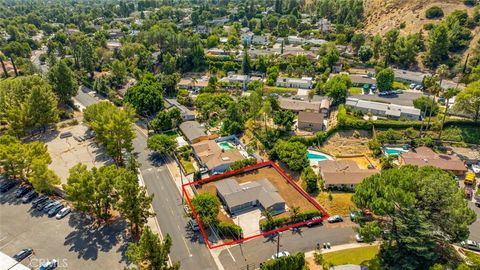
[468,201,480,242]
[218,225,356,270]
[74,89,217,270]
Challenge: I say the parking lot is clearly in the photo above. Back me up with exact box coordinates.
[0,184,129,269]
[351,91,425,106]
[36,124,110,183]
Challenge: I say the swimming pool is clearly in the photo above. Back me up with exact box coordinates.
[383,147,408,156]
[307,151,333,161]
[218,141,235,150]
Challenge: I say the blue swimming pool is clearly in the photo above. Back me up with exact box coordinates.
[307,152,331,161]
[384,148,408,156]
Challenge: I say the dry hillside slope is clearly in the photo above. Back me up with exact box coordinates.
[363,0,476,36]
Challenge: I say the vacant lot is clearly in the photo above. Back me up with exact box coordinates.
[316,192,355,216]
[38,124,110,183]
[319,131,372,157]
[196,166,320,223]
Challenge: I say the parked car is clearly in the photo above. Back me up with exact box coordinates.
[56,207,71,219]
[32,196,48,207]
[188,219,200,231]
[22,190,38,203]
[378,91,392,97]
[37,199,53,211]
[43,201,61,213]
[305,216,323,227]
[415,85,423,91]
[370,85,377,91]
[13,248,33,261]
[327,215,343,223]
[271,251,290,259]
[15,186,31,198]
[0,180,17,192]
[48,204,64,217]
[355,234,364,242]
[409,83,416,89]
[391,89,403,94]
[461,240,480,252]
[38,259,58,270]
[59,132,72,139]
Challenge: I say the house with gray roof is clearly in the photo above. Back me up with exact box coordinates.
[179,121,210,144]
[346,98,421,120]
[165,99,195,121]
[215,178,286,215]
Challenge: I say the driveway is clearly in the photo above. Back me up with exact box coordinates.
[0,186,129,269]
[232,208,262,237]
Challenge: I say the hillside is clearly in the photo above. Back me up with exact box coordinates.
[363,0,476,36]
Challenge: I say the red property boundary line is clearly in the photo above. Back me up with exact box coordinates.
[182,160,330,249]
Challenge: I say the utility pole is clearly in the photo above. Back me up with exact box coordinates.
[276,232,281,256]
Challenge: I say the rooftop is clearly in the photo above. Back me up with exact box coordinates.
[318,160,379,185]
[400,147,467,172]
[192,140,244,169]
[298,111,324,124]
[279,97,323,112]
[179,121,207,142]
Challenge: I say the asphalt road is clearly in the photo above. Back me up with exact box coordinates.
[74,89,217,270]
[468,201,480,242]
[218,225,356,270]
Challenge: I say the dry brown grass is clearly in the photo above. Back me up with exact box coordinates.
[319,130,372,157]
[316,192,355,216]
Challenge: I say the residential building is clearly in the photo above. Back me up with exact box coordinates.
[279,97,323,112]
[317,18,333,34]
[393,68,425,85]
[318,160,379,189]
[106,40,122,50]
[220,73,250,89]
[276,77,313,89]
[165,99,195,121]
[206,48,230,58]
[298,111,325,132]
[192,140,246,173]
[399,147,467,175]
[195,25,210,35]
[215,178,285,215]
[107,29,123,39]
[287,35,304,45]
[346,98,421,120]
[179,121,217,144]
[305,38,327,46]
[241,32,254,45]
[252,34,269,45]
[178,77,209,92]
[349,74,376,87]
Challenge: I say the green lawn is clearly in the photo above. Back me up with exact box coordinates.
[349,87,363,95]
[323,245,380,267]
[263,86,298,95]
[392,81,408,90]
[179,158,195,175]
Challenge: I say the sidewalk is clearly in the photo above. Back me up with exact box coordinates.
[305,241,381,257]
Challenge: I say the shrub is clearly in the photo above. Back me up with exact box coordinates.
[368,139,382,157]
[426,6,444,19]
[302,167,319,194]
[260,252,306,270]
[218,222,243,239]
[228,157,258,171]
[260,216,289,231]
[313,252,324,265]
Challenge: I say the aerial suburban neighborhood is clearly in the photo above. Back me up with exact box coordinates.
[1,0,480,270]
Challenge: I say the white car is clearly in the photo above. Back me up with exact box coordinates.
[271,251,290,259]
[355,234,364,242]
[461,240,480,252]
[472,164,480,174]
[56,207,71,219]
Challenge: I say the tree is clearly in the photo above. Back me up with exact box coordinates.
[454,80,480,122]
[323,74,351,104]
[353,166,476,269]
[376,68,394,92]
[301,166,318,193]
[351,33,366,52]
[149,108,181,133]
[111,59,127,87]
[79,38,97,77]
[383,29,399,66]
[147,134,177,156]
[116,170,155,237]
[413,96,439,116]
[438,87,460,139]
[260,252,306,270]
[25,85,59,132]
[425,24,449,67]
[93,76,111,96]
[273,110,296,131]
[242,48,251,75]
[125,74,164,117]
[29,161,60,194]
[191,193,220,226]
[358,45,373,62]
[126,226,180,270]
[48,59,77,103]
[272,141,308,171]
[266,66,279,86]
[84,102,136,166]
[379,155,397,170]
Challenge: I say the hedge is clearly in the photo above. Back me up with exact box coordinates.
[260,252,306,270]
[228,157,258,171]
[218,222,243,239]
[260,210,323,231]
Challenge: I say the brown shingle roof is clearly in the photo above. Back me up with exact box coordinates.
[318,160,379,185]
[400,147,467,172]
[192,140,244,169]
[298,111,324,124]
[279,98,321,112]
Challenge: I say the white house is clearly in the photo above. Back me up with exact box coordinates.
[252,34,269,45]
[276,77,313,89]
[220,73,250,89]
[241,32,254,45]
[287,35,304,45]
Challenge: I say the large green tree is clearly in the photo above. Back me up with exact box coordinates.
[147,134,177,156]
[84,102,136,166]
[273,110,296,131]
[126,226,179,270]
[190,193,220,227]
[323,74,351,104]
[48,59,77,103]
[425,24,450,67]
[125,74,164,117]
[272,141,309,171]
[353,166,476,269]
[454,80,480,122]
[376,68,394,92]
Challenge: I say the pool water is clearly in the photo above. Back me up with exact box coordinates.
[384,148,407,155]
[307,152,330,161]
[218,141,235,150]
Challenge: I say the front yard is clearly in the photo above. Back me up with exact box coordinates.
[323,245,380,266]
[316,192,355,216]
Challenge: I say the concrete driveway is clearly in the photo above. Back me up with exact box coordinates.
[232,208,262,237]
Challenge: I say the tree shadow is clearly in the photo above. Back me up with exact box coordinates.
[64,212,129,262]
[0,187,23,206]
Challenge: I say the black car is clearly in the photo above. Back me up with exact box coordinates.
[36,199,53,211]
[32,196,48,207]
[15,186,31,198]
[13,248,33,261]
[22,190,38,203]
[305,216,323,227]
[48,204,64,217]
[0,181,17,192]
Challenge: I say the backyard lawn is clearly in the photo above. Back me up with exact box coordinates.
[323,245,380,266]
[179,157,196,175]
[349,87,363,95]
[316,192,355,216]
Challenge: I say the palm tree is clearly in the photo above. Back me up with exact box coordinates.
[262,208,274,223]
[438,87,460,140]
[261,100,272,133]
[436,64,449,87]
[421,75,441,136]
[289,206,301,223]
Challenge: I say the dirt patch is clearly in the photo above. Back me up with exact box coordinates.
[337,156,380,170]
[319,131,372,157]
[196,166,319,218]
[316,192,355,217]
